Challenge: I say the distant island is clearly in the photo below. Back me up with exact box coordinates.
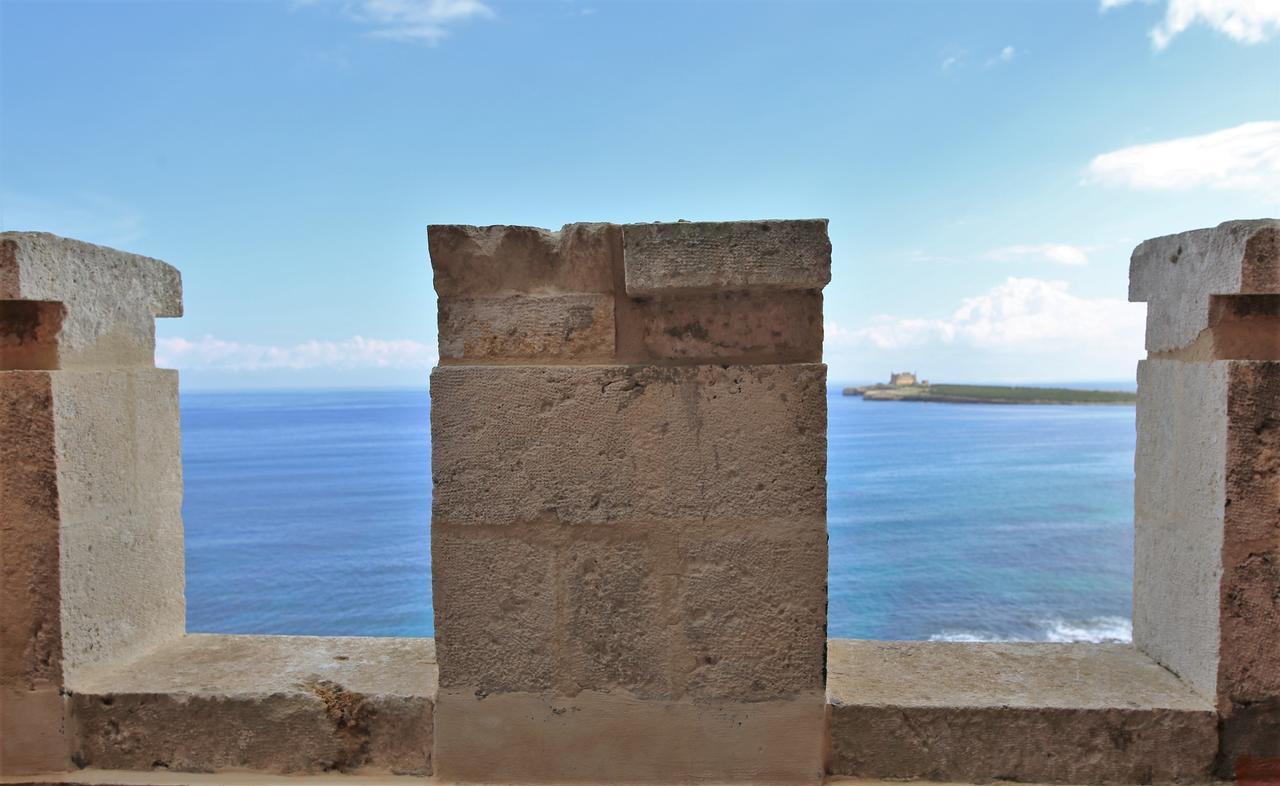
[842,371,1136,405]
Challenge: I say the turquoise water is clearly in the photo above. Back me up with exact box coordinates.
[182,387,1134,642]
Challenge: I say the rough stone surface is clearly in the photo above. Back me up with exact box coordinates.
[1,686,68,774]
[437,293,615,362]
[433,520,826,701]
[0,233,182,368]
[0,772,425,785]
[560,533,671,699]
[431,530,559,694]
[1202,294,1280,361]
[433,689,825,784]
[622,220,831,296]
[69,635,436,776]
[430,363,827,526]
[0,372,68,775]
[1130,219,1279,353]
[1133,359,1227,700]
[826,640,1217,782]
[1,301,65,370]
[52,370,185,680]
[0,372,62,692]
[428,223,616,297]
[681,526,827,701]
[626,290,822,364]
[1218,361,1280,768]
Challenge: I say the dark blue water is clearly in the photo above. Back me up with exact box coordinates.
[182,388,1134,642]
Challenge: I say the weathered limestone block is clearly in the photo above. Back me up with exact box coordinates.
[431,529,560,694]
[437,293,615,362]
[625,290,823,364]
[1130,219,1278,354]
[69,635,436,776]
[1205,293,1280,361]
[430,363,827,526]
[432,520,826,703]
[622,219,831,296]
[559,530,671,699]
[0,300,63,370]
[0,232,182,368]
[434,525,677,699]
[429,223,617,296]
[0,373,61,691]
[826,641,1217,783]
[681,524,827,701]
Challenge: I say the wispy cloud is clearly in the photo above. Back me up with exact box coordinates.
[300,0,495,45]
[157,335,438,371]
[826,277,1143,353]
[984,243,1091,266]
[944,44,1019,72]
[1102,0,1280,49]
[985,45,1018,67]
[1086,121,1280,194]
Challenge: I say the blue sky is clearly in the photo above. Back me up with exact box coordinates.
[3,0,1277,388]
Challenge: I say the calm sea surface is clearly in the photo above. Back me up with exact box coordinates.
[183,388,1135,642]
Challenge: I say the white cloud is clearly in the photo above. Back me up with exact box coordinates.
[946,45,1019,71]
[984,243,1091,266]
[1086,121,1280,194]
[985,45,1018,67]
[1102,0,1280,49]
[301,0,495,45]
[826,277,1144,354]
[157,335,438,371]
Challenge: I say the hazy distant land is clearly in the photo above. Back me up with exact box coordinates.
[843,383,1137,405]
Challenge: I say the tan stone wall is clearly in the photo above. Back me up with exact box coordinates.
[1129,219,1280,775]
[429,219,830,783]
[0,233,185,776]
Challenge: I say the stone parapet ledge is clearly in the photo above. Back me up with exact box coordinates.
[1128,218,1280,777]
[826,640,1217,783]
[65,635,436,777]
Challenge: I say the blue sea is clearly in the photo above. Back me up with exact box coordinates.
[182,387,1135,642]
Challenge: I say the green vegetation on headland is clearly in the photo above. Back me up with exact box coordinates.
[841,383,1136,405]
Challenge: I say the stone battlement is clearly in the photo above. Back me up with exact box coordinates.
[0,219,1277,785]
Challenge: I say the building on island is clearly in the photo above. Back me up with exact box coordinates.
[889,370,918,386]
